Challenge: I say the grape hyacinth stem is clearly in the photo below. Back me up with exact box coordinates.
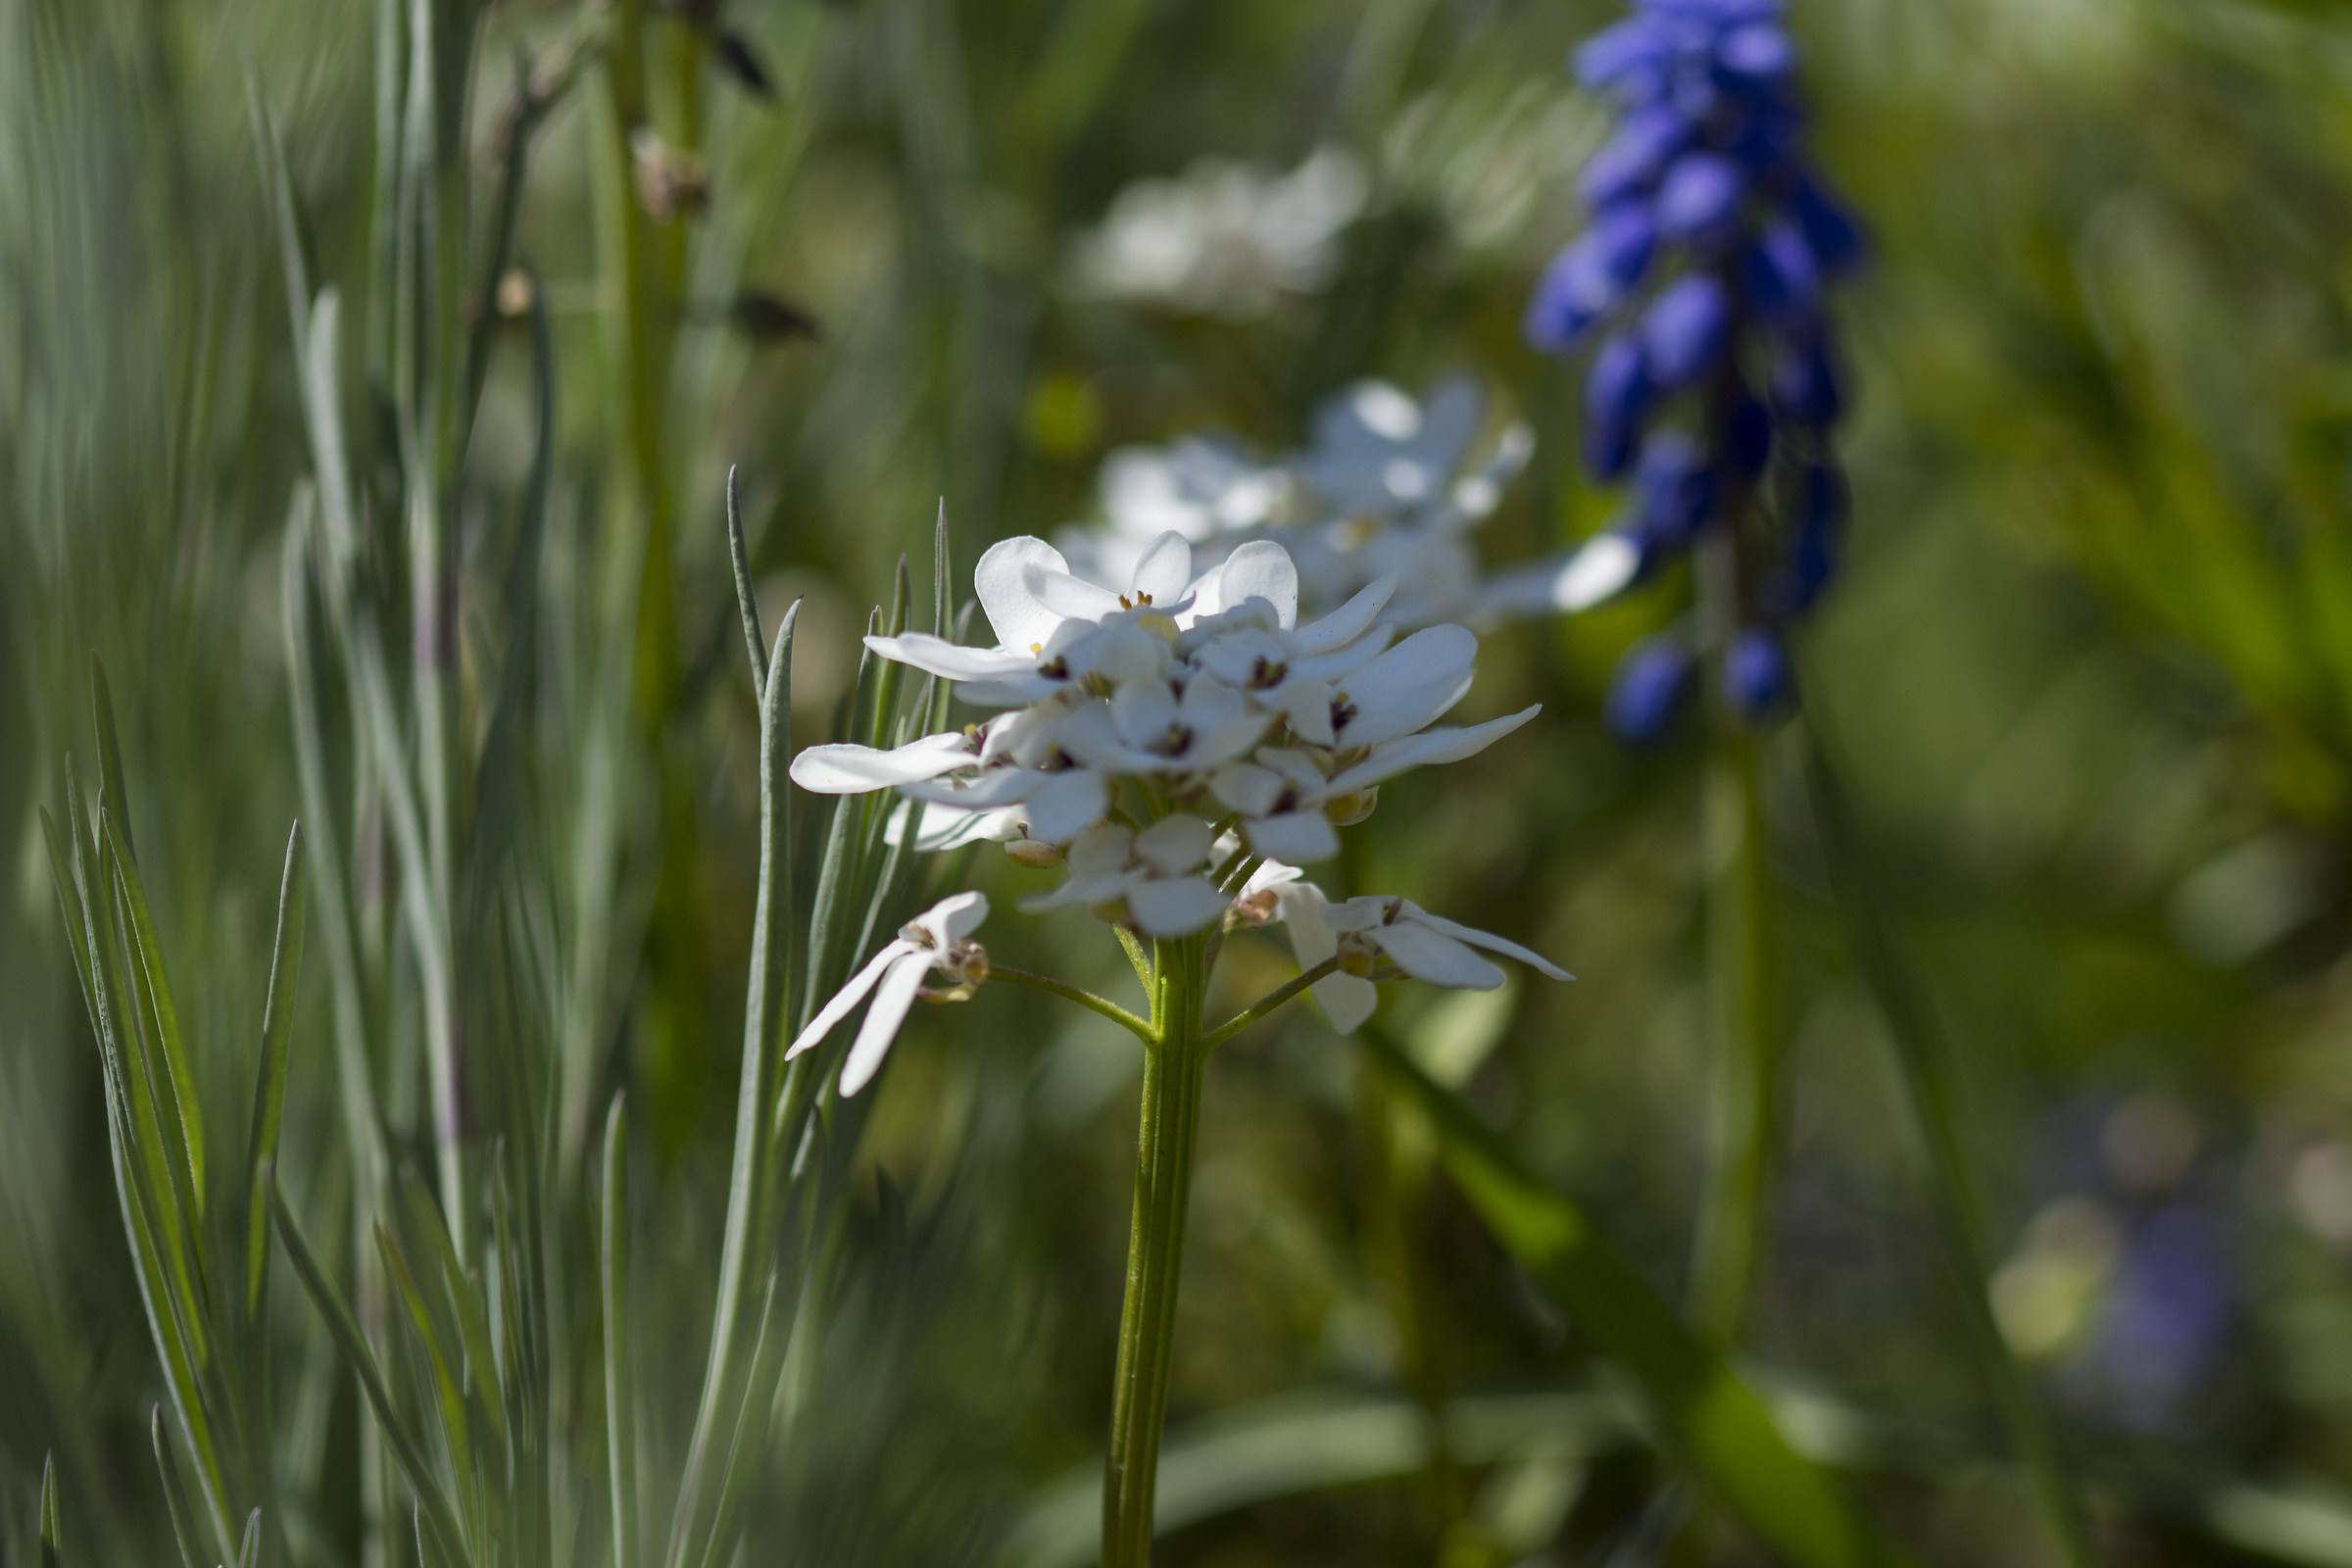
[1102,933,1210,1568]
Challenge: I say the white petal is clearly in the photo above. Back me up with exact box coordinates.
[1320,896,1395,933]
[1331,624,1477,747]
[1024,562,1123,623]
[1126,875,1232,936]
[1370,922,1506,991]
[1245,810,1340,864]
[1240,859,1303,897]
[1192,540,1299,628]
[787,940,915,1059]
[1536,534,1643,613]
[1110,678,1182,754]
[886,801,1026,851]
[956,674,1073,708]
[1290,628,1394,684]
[1209,761,1287,817]
[1024,768,1113,843]
[1190,627,1288,689]
[1398,903,1572,981]
[1413,376,1483,470]
[1134,814,1214,877]
[1293,574,1398,654]
[1312,972,1380,1033]
[908,890,991,947]
[975,536,1077,653]
[900,767,1045,809]
[1065,822,1137,880]
[789,732,973,794]
[1447,422,1535,523]
[1273,680,1337,748]
[1021,867,1147,913]
[862,632,1035,682]
[838,951,934,1097]
[1321,706,1542,797]
[1130,530,1194,606]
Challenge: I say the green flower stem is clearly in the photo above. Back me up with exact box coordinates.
[989,965,1155,1043]
[1199,956,1341,1053]
[1800,721,2094,1568]
[1690,732,1779,1343]
[1102,934,1210,1568]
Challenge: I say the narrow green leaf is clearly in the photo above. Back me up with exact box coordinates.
[102,837,211,1349]
[89,660,136,865]
[39,808,97,1024]
[235,1509,261,1568]
[672,601,798,1568]
[151,1408,208,1568]
[38,1453,62,1568]
[725,466,767,701]
[602,1097,638,1568]
[1353,1027,1897,1568]
[374,1221,476,1528]
[396,1170,505,1446]
[1799,722,2095,1568]
[105,814,207,1214]
[246,823,309,1317]
[270,1182,473,1568]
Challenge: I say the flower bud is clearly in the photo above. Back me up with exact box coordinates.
[1005,837,1063,868]
[1322,787,1379,827]
[1606,638,1693,747]
[1723,625,1793,723]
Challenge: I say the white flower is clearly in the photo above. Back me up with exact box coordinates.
[1069,145,1369,319]
[790,532,1539,935]
[1471,532,1644,624]
[1019,817,1230,936]
[1056,434,1293,595]
[1268,881,1571,1033]
[786,892,990,1097]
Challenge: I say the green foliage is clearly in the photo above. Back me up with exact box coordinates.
[21,0,2352,1565]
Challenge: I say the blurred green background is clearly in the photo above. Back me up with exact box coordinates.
[13,0,2352,1562]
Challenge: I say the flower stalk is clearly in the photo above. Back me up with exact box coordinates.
[1102,933,1211,1568]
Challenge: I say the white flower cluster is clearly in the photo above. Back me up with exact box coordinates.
[1068,145,1369,319]
[789,531,1538,939]
[1059,376,1641,634]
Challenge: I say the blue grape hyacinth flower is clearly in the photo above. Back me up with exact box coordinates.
[1526,0,1863,742]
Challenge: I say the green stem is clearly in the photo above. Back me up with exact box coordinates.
[1102,935,1209,1568]
[1689,732,1778,1343]
[990,965,1154,1043]
[1800,720,2094,1568]
[1199,956,1341,1053]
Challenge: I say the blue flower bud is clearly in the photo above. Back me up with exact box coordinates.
[1717,23,1795,79]
[1576,17,1671,89]
[1722,625,1792,721]
[1725,389,1773,479]
[1768,331,1844,427]
[1657,153,1745,252]
[1607,639,1694,745]
[1583,332,1653,479]
[1788,458,1844,533]
[1788,512,1838,610]
[1577,103,1692,208]
[1525,206,1658,352]
[1789,170,1865,277]
[1642,273,1731,392]
[1740,218,1818,322]
[1636,431,1715,548]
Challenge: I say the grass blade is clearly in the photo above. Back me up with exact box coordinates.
[88,661,136,866]
[1352,1026,1898,1568]
[246,823,309,1318]
[270,1181,472,1568]
[724,466,766,701]
[103,812,208,1214]
[1799,721,2095,1568]
[151,1408,207,1568]
[39,1453,62,1568]
[374,1220,476,1538]
[669,598,798,1568]
[602,1096,638,1568]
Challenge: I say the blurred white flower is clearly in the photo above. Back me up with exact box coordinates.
[1070,145,1369,318]
[1057,435,1291,592]
[787,892,990,1097]
[791,533,1538,936]
[1286,375,1536,626]
[1268,881,1571,1033]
